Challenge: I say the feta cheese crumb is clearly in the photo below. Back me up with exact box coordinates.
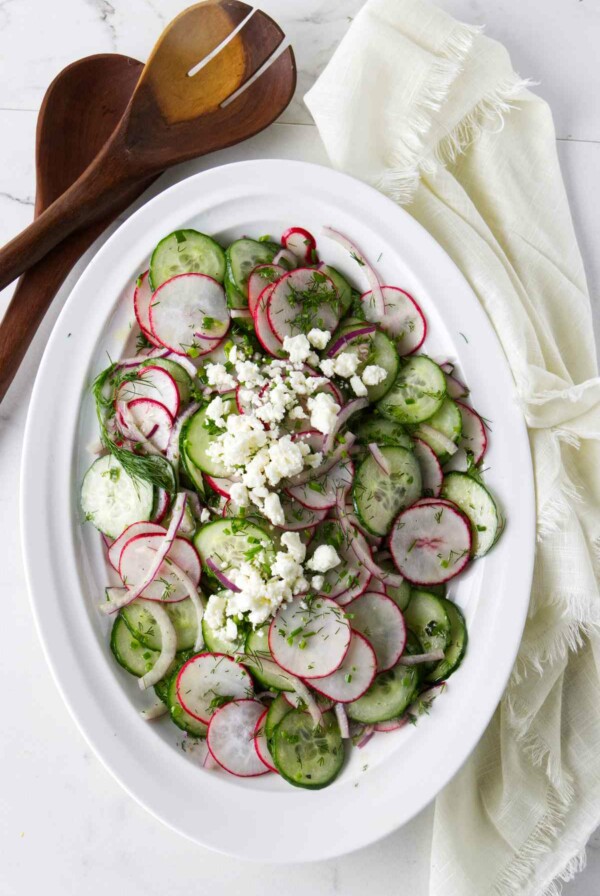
[229,482,249,507]
[311,574,325,591]
[307,328,331,350]
[205,395,227,427]
[319,358,335,378]
[288,405,307,421]
[283,333,312,364]
[333,351,360,378]
[205,363,236,392]
[308,545,342,573]
[362,364,388,386]
[307,391,340,435]
[200,508,211,523]
[281,531,306,563]
[350,374,368,396]
[263,492,285,526]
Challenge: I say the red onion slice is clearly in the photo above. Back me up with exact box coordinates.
[206,558,241,592]
[368,443,391,475]
[166,402,200,468]
[335,703,350,739]
[326,325,377,358]
[357,726,375,749]
[138,599,177,690]
[415,424,458,457]
[322,226,384,318]
[322,400,368,454]
[399,650,445,666]
[231,309,252,319]
[335,486,405,588]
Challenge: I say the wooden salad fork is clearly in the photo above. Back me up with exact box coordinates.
[0,0,296,294]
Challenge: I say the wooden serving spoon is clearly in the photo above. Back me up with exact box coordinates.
[0,54,153,402]
[0,0,295,294]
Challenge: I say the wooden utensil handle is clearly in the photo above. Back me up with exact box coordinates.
[0,137,140,293]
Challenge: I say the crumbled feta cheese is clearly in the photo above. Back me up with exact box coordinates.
[205,395,227,427]
[307,391,340,435]
[264,436,305,485]
[350,375,368,396]
[281,531,306,563]
[307,352,320,368]
[311,574,325,591]
[224,618,238,642]
[263,492,285,526]
[332,351,360,378]
[205,592,227,631]
[229,482,249,507]
[200,508,211,524]
[288,405,307,421]
[205,363,236,392]
[319,358,335,378]
[304,451,323,469]
[236,360,264,387]
[308,545,342,573]
[283,333,312,364]
[307,328,331,350]
[362,365,388,386]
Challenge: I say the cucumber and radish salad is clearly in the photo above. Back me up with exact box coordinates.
[81,224,504,789]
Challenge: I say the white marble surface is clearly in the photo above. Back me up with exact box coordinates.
[0,2,599,894]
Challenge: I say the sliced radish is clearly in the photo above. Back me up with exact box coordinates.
[126,398,174,452]
[311,632,377,703]
[278,495,328,531]
[281,226,317,262]
[413,438,443,498]
[150,273,230,356]
[346,592,406,671]
[253,282,285,358]
[247,264,286,316]
[254,709,277,773]
[204,475,234,498]
[269,596,351,679]
[133,270,161,346]
[177,654,253,724]
[361,286,426,356]
[107,521,165,571]
[286,458,353,512]
[389,501,472,585]
[152,489,170,523]
[207,700,270,777]
[116,365,180,419]
[322,227,384,317]
[374,717,408,733]
[119,533,201,600]
[445,371,469,399]
[444,402,487,471]
[267,269,339,342]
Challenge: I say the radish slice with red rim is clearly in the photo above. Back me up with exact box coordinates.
[321,226,384,317]
[269,596,351,679]
[267,269,340,342]
[346,591,406,672]
[133,270,161,347]
[390,501,472,585]
[374,717,408,733]
[278,495,328,531]
[118,533,201,601]
[152,489,170,523]
[361,286,426,356]
[252,282,285,358]
[149,273,230,355]
[443,402,487,471]
[254,709,277,773]
[247,263,286,316]
[286,458,354,512]
[116,365,181,419]
[281,226,317,262]
[413,437,443,498]
[125,398,174,452]
[208,700,269,777]
[177,654,254,724]
[107,521,166,571]
[311,632,377,703]
[204,475,234,498]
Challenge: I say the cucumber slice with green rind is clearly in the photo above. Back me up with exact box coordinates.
[354,416,413,450]
[320,265,353,315]
[441,471,500,557]
[346,663,421,724]
[167,673,208,737]
[226,239,279,301]
[426,598,467,683]
[182,399,237,477]
[245,627,295,692]
[382,572,412,611]
[150,229,226,289]
[141,357,194,404]
[353,446,422,536]
[265,693,293,741]
[271,709,344,789]
[403,590,451,665]
[377,356,446,425]
[331,327,399,402]
[193,518,275,572]
[110,615,160,677]
[201,614,243,655]
[81,455,154,539]
[121,597,199,651]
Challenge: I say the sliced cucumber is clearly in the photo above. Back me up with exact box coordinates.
[416,398,462,461]
[382,571,412,611]
[244,627,295,692]
[353,446,422,536]
[377,356,446,425]
[271,709,344,789]
[331,327,399,402]
[354,416,413,450]
[265,692,293,741]
[181,398,237,477]
[141,357,194,404]
[121,598,198,652]
[201,612,243,655]
[404,591,451,665]
[224,266,250,312]
[346,663,420,724]
[154,648,193,705]
[226,239,279,302]
[193,518,275,573]
[150,229,225,289]
[426,598,467,683]
[441,471,500,557]
[167,673,208,737]
[81,455,154,539]
[110,615,159,677]
[320,265,353,315]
